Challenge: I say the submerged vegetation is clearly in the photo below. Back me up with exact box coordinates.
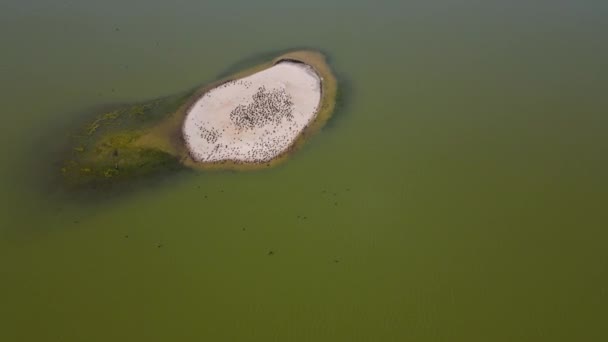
[60,93,191,188]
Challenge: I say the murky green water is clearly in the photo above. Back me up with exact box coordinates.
[2,1,607,341]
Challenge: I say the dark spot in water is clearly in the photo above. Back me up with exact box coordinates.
[156,243,163,248]
[334,202,338,206]
[267,250,274,256]
[113,149,119,157]
[124,235,129,238]
[73,220,79,224]
[242,227,246,231]
[334,259,340,263]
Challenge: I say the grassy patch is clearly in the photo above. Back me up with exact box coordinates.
[60,92,191,188]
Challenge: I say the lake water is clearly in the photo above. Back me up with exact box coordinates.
[1,1,607,341]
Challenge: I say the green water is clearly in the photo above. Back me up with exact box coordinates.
[2,1,607,341]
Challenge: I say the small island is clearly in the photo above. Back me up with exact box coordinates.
[184,61,321,164]
[59,50,338,187]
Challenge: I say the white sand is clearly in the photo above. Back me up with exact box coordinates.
[182,62,322,163]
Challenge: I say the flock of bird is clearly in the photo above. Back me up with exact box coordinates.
[229,85,294,130]
[185,80,318,164]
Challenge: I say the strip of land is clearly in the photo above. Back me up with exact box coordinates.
[59,50,338,188]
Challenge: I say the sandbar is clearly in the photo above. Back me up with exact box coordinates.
[182,61,322,164]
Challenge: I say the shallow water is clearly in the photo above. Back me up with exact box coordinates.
[1,1,607,341]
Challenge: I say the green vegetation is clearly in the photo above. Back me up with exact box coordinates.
[60,92,191,188]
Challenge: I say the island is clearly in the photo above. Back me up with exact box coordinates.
[59,50,338,188]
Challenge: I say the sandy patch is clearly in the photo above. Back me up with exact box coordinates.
[182,61,322,163]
